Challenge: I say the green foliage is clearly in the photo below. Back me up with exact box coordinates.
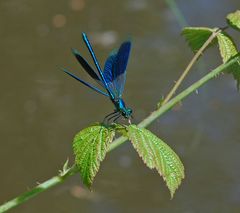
[127,125,184,198]
[72,123,185,198]
[217,32,238,63]
[217,32,240,88]
[73,123,115,188]
[227,10,240,31]
[182,24,240,89]
[181,27,217,52]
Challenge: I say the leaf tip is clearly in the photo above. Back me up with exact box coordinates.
[226,10,240,31]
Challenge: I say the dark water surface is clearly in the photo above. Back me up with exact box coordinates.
[1,0,240,212]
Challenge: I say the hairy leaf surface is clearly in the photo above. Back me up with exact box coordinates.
[227,10,240,31]
[127,125,184,198]
[73,123,115,188]
[217,32,240,89]
[217,32,238,63]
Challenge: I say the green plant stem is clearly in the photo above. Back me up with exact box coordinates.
[109,55,239,142]
[0,55,239,213]
[165,0,188,27]
[0,165,78,213]
[162,28,221,105]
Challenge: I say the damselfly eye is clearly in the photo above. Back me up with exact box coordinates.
[128,108,132,114]
[123,108,132,119]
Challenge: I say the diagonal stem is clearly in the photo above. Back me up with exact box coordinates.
[0,165,78,213]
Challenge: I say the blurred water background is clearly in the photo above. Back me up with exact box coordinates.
[0,0,240,212]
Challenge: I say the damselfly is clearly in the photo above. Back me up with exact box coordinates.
[62,33,132,123]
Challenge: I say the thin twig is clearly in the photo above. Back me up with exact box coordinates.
[161,28,221,106]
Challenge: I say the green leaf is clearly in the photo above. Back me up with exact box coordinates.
[227,10,240,31]
[182,27,217,52]
[217,32,238,63]
[217,32,240,89]
[127,125,184,198]
[73,123,115,188]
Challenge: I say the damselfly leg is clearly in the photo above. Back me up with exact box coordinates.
[103,111,119,124]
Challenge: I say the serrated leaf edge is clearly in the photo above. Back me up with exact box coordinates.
[127,125,184,198]
[73,124,115,188]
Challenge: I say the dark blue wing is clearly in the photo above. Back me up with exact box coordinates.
[114,41,131,96]
[61,68,109,97]
[71,48,103,87]
[103,41,131,98]
[103,52,116,83]
[103,51,117,95]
